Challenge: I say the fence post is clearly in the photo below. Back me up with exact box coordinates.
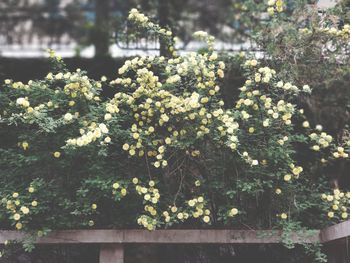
[99,244,124,263]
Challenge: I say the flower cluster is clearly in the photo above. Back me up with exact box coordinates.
[128,8,150,25]
[322,189,350,220]
[66,123,110,147]
[319,24,350,39]
[128,9,176,57]
[309,130,333,151]
[1,185,39,231]
[267,0,284,16]
[103,46,235,169]
[299,24,350,42]
[46,70,102,101]
[193,31,215,50]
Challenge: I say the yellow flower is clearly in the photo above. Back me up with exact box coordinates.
[15,222,23,230]
[22,142,29,150]
[112,182,120,189]
[132,178,139,184]
[53,151,61,158]
[275,188,282,195]
[342,212,348,219]
[280,213,288,219]
[188,200,196,207]
[13,213,21,221]
[88,220,95,227]
[121,188,127,196]
[91,204,97,210]
[312,145,320,151]
[31,201,38,207]
[229,208,238,216]
[203,216,210,223]
[122,143,130,151]
[302,121,309,128]
[326,195,334,202]
[177,213,184,220]
[276,0,283,7]
[20,206,29,215]
[64,113,73,121]
[12,192,19,198]
[28,187,35,193]
[328,211,334,218]
[284,174,291,182]
[267,7,275,15]
[337,147,344,153]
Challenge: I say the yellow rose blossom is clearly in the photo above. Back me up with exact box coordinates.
[284,174,291,182]
[280,213,288,219]
[203,216,210,223]
[121,188,127,196]
[229,208,238,217]
[22,142,29,150]
[15,222,23,230]
[13,213,21,221]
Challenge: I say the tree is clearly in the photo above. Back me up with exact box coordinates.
[91,0,111,57]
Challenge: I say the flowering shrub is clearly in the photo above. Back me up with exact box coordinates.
[0,7,348,261]
[321,189,350,220]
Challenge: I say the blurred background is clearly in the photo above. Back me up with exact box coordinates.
[0,0,338,81]
[0,0,255,58]
[0,0,337,58]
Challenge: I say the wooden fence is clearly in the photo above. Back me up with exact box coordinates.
[0,221,349,263]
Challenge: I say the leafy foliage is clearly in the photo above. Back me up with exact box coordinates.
[2,5,350,262]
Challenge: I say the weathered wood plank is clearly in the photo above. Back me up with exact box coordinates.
[320,220,350,243]
[100,244,124,263]
[0,229,320,244]
[323,237,350,263]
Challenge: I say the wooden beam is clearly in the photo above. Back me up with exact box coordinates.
[323,238,350,263]
[0,229,320,244]
[320,220,350,243]
[100,244,124,263]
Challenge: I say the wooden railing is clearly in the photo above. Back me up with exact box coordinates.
[0,222,349,263]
